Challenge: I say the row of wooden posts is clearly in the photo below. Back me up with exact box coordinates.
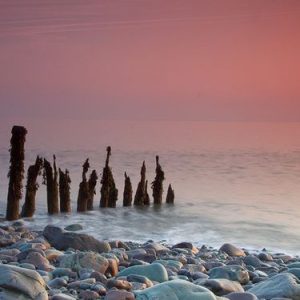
[5,126,175,221]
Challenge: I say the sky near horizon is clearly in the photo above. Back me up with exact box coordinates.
[0,0,300,121]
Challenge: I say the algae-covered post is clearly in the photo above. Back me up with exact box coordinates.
[6,125,28,221]
[123,172,133,206]
[100,146,118,208]
[43,155,59,214]
[87,170,98,210]
[59,168,71,213]
[134,161,147,206]
[166,184,175,204]
[77,159,90,212]
[152,155,165,204]
[21,156,43,218]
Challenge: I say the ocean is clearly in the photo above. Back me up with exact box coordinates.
[0,120,299,254]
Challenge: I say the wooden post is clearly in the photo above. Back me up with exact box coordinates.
[152,155,165,204]
[87,170,98,210]
[123,172,133,207]
[166,184,175,204]
[21,156,43,218]
[43,155,59,214]
[134,161,147,206]
[144,180,150,205]
[6,126,27,221]
[59,168,71,213]
[100,146,118,208]
[77,159,90,212]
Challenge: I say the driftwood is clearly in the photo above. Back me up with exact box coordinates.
[134,161,147,206]
[59,168,71,213]
[43,156,59,214]
[87,170,98,210]
[123,172,133,206]
[6,126,28,221]
[152,156,165,204]
[100,146,118,208]
[166,184,175,204]
[77,159,90,212]
[21,156,43,218]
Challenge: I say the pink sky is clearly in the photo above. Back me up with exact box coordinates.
[0,0,299,121]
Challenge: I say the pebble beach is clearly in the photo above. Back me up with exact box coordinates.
[1,221,300,300]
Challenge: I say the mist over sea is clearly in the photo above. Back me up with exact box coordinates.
[0,120,299,254]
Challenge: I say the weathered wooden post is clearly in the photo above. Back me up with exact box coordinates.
[144,180,150,205]
[134,161,147,206]
[59,168,71,213]
[77,159,90,212]
[21,156,43,218]
[87,170,98,210]
[6,126,27,220]
[166,184,175,204]
[43,155,59,214]
[152,155,165,204]
[123,172,133,206]
[100,146,118,208]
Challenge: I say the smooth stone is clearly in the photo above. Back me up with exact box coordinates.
[248,273,300,299]
[0,264,48,300]
[90,271,108,284]
[154,259,183,271]
[118,263,168,283]
[172,242,194,250]
[45,249,64,261]
[288,263,300,269]
[209,265,250,284]
[135,279,223,300]
[79,290,99,299]
[48,277,68,289]
[127,274,153,288]
[244,256,261,268]
[52,267,76,278]
[59,251,109,273]
[198,279,244,296]
[107,258,119,277]
[104,290,135,300]
[258,253,273,261]
[64,224,83,232]
[107,278,132,290]
[287,269,300,279]
[52,294,77,300]
[143,242,170,254]
[219,244,245,257]
[43,225,111,253]
[23,251,52,271]
[19,262,36,270]
[225,292,258,300]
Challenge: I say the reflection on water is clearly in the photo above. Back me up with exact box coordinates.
[0,120,299,254]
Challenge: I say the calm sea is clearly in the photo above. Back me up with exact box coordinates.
[0,120,299,254]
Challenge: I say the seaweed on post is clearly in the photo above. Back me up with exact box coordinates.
[151,155,165,205]
[134,161,147,206]
[166,184,175,204]
[77,159,90,212]
[59,168,71,213]
[21,156,43,218]
[100,146,118,208]
[6,126,28,221]
[123,172,133,207]
[87,170,98,211]
[43,155,59,215]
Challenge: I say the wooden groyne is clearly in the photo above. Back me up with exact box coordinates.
[3,126,175,220]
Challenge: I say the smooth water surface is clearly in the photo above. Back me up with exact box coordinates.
[0,120,299,254]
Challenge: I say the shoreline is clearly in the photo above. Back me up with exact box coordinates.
[0,222,300,299]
